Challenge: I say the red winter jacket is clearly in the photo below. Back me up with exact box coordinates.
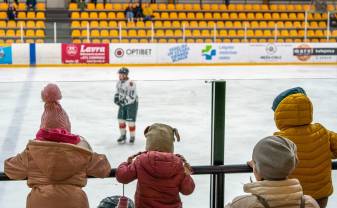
[116,151,195,208]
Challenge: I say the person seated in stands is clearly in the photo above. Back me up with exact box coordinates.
[7,3,16,20]
[133,2,143,22]
[26,0,36,11]
[91,0,97,5]
[125,3,134,22]
[78,0,86,12]
[330,13,337,28]
[224,136,320,208]
[143,2,154,21]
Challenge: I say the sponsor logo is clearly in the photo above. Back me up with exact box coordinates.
[80,45,105,53]
[168,44,190,62]
[294,44,337,61]
[202,45,216,60]
[260,44,282,60]
[114,48,152,58]
[265,44,277,55]
[66,45,78,56]
[218,45,237,60]
[115,48,124,58]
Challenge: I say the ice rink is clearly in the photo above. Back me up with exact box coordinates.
[0,65,336,207]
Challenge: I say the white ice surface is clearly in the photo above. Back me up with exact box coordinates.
[0,65,336,208]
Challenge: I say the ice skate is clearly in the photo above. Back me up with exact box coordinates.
[117,135,126,144]
[129,136,135,144]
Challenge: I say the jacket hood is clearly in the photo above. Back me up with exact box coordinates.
[138,151,183,179]
[274,93,313,130]
[27,140,92,181]
[244,179,304,207]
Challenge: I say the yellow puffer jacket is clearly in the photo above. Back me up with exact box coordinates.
[274,93,337,199]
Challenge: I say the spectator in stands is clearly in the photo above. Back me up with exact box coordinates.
[330,13,337,28]
[13,0,19,9]
[125,3,134,22]
[225,136,320,208]
[116,123,195,208]
[26,0,36,11]
[78,0,86,12]
[7,3,16,20]
[4,83,111,208]
[133,2,143,21]
[150,0,156,3]
[143,2,153,21]
[272,87,337,208]
[91,0,97,5]
[225,0,230,6]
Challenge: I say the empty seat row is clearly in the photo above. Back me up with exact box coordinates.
[0,20,45,28]
[0,39,44,44]
[0,29,45,37]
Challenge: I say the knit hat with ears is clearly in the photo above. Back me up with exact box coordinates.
[40,83,71,132]
[144,123,180,153]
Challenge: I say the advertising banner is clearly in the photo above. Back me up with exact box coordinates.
[292,43,337,63]
[0,45,12,64]
[62,43,109,64]
[110,44,156,64]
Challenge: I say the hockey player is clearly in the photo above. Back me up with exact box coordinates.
[114,67,138,144]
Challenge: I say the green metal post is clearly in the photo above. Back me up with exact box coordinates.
[210,81,226,208]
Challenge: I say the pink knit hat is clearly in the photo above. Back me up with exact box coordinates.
[40,83,71,132]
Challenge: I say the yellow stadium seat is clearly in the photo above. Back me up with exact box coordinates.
[81,30,88,37]
[109,21,117,28]
[284,21,293,28]
[272,13,280,20]
[18,3,26,10]
[276,21,284,28]
[264,30,273,37]
[255,30,264,37]
[6,39,14,44]
[165,30,174,36]
[237,29,245,37]
[195,12,203,19]
[109,30,118,37]
[229,13,238,19]
[174,30,182,37]
[156,29,165,37]
[120,30,127,37]
[199,21,207,28]
[216,21,225,28]
[80,21,88,28]
[201,30,210,37]
[222,13,229,19]
[255,13,263,20]
[99,12,107,19]
[0,29,5,37]
[80,12,89,19]
[170,12,178,19]
[96,3,105,10]
[129,39,137,43]
[264,13,272,20]
[289,13,297,20]
[314,13,322,20]
[252,4,261,11]
[167,4,175,10]
[239,12,246,19]
[167,38,176,43]
[71,21,80,28]
[69,3,78,11]
[100,30,108,37]
[102,39,110,43]
[211,4,219,10]
[36,30,45,37]
[185,29,192,37]
[178,12,186,19]
[26,12,35,19]
[280,13,288,20]
[225,21,233,28]
[163,21,171,27]
[219,30,227,37]
[280,30,289,37]
[187,12,195,19]
[99,21,108,28]
[136,21,145,28]
[17,12,26,19]
[138,30,147,37]
[213,12,221,19]
[0,21,5,28]
[260,21,268,28]
[307,30,315,37]
[139,38,148,43]
[202,4,211,10]
[318,21,326,28]
[293,21,302,28]
[158,4,167,10]
[107,12,115,19]
[90,12,98,19]
[0,3,8,10]
[116,12,124,19]
[190,21,198,28]
[16,39,23,43]
[128,29,137,37]
[289,30,298,37]
[175,4,184,10]
[310,21,318,28]
[104,3,113,10]
[154,21,162,28]
[90,21,99,28]
[127,21,135,28]
[87,3,95,10]
[204,12,212,19]
[172,21,180,28]
[193,4,201,10]
[234,21,242,28]
[270,5,278,11]
[82,39,90,43]
[259,39,267,43]
[158,38,167,43]
[228,30,236,37]
[25,29,35,37]
[72,39,81,43]
[161,12,169,19]
[7,20,16,28]
[91,39,100,43]
[250,21,259,28]
[71,12,80,19]
[113,3,123,10]
[185,38,193,43]
[16,20,25,28]
[315,30,324,37]
[36,12,45,19]
[15,29,23,37]
[91,29,100,37]
[297,13,305,20]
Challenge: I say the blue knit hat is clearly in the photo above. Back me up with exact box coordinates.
[272,87,306,111]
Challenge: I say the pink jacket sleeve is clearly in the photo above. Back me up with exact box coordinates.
[4,150,29,180]
[179,174,195,195]
[116,162,137,184]
[87,153,111,178]
[329,130,337,158]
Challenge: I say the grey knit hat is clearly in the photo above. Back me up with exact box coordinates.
[252,136,298,180]
[144,123,180,153]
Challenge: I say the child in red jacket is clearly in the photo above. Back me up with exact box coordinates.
[116,123,195,208]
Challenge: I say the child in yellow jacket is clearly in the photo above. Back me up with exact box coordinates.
[272,87,337,208]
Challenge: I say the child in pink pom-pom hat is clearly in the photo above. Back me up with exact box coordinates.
[4,83,111,208]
